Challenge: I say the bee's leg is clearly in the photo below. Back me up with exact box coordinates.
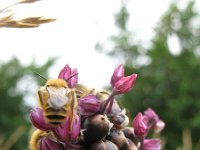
[29,129,46,150]
[67,90,78,132]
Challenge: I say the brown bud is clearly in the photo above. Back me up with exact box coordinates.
[65,143,85,150]
[89,141,106,150]
[122,127,139,145]
[108,130,128,149]
[83,114,113,143]
[111,113,129,129]
[105,140,119,150]
[120,139,138,150]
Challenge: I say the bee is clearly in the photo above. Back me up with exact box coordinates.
[38,78,75,125]
[35,72,93,126]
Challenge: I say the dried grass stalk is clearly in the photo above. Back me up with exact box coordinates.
[0,0,56,28]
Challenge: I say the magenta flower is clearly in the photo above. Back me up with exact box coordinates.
[78,94,101,116]
[144,108,159,123]
[58,64,78,88]
[132,112,148,138]
[141,138,161,150]
[39,137,64,150]
[113,74,137,94]
[111,65,137,94]
[53,113,81,142]
[30,108,54,131]
[111,64,124,87]
[143,108,165,132]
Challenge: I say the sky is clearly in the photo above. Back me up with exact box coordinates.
[0,0,174,89]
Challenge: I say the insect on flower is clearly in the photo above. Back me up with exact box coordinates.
[35,72,78,127]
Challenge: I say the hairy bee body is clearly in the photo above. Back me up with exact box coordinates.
[38,79,93,126]
[38,79,70,125]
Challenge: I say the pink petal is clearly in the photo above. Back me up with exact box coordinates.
[58,64,78,88]
[111,64,124,87]
[113,74,137,94]
[53,114,81,142]
[58,64,71,80]
[154,120,165,133]
[132,112,148,137]
[78,94,100,116]
[141,138,161,150]
[144,108,159,122]
[30,108,54,131]
[68,68,78,88]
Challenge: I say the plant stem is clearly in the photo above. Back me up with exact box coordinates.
[101,92,115,114]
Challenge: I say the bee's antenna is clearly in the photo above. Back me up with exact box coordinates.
[66,73,78,81]
[34,72,47,82]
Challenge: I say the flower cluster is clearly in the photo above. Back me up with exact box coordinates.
[29,64,165,150]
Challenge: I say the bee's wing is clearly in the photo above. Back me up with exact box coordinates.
[47,87,68,109]
[38,87,49,108]
[74,84,92,99]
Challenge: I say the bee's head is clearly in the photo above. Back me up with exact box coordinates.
[46,79,68,88]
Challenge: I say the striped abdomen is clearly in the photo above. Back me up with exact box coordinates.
[44,106,68,125]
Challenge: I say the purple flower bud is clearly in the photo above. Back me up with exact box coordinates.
[144,108,159,124]
[53,113,81,142]
[58,64,78,88]
[30,108,53,131]
[39,137,64,150]
[58,64,71,80]
[113,74,138,94]
[143,108,165,132]
[141,138,161,150]
[69,68,78,88]
[111,64,124,87]
[78,94,100,116]
[132,113,148,138]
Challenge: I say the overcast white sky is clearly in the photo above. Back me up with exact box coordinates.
[0,0,174,89]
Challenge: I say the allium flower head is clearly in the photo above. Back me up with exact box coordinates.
[30,64,165,150]
[58,64,78,88]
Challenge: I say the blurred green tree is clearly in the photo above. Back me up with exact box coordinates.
[0,58,55,150]
[96,1,200,149]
